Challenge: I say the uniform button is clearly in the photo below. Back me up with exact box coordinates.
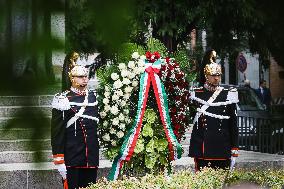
[219,128,221,131]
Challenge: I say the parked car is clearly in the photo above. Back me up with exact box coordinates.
[220,84,268,117]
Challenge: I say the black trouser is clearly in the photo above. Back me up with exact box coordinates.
[66,167,98,189]
[194,158,230,172]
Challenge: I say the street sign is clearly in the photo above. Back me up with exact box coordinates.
[237,53,247,73]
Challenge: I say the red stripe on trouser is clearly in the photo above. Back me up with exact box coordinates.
[194,158,198,172]
[63,179,68,189]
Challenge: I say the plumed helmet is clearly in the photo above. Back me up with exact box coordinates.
[204,63,222,75]
[69,65,88,77]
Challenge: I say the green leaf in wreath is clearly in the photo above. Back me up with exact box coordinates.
[146,109,157,124]
[134,137,144,154]
[159,154,168,166]
[146,139,155,153]
[146,38,167,58]
[142,123,153,137]
[104,147,119,160]
[145,155,158,169]
[155,139,168,152]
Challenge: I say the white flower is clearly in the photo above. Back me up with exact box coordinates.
[125,86,133,93]
[110,128,116,134]
[128,72,136,79]
[104,91,110,97]
[113,80,123,89]
[119,123,126,130]
[133,68,141,75]
[111,73,119,80]
[122,78,131,85]
[120,100,126,107]
[103,98,109,104]
[124,116,128,121]
[115,89,123,97]
[118,63,126,70]
[138,67,145,73]
[111,140,117,146]
[112,94,119,101]
[112,118,119,125]
[105,86,110,91]
[118,113,125,121]
[104,105,111,112]
[132,52,140,59]
[102,134,110,141]
[121,70,129,78]
[128,61,135,69]
[100,111,107,118]
[110,106,119,115]
[117,131,124,138]
[124,109,129,114]
[103,121,108,127]
[139,55,146,61]
[124,93,131,100]
[138,59,145,67]
[125,117,131,124]
[132,80,138,87]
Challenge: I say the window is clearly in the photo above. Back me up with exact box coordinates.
[238,88,265,111]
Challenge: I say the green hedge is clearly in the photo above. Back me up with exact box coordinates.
[87,168,284,189]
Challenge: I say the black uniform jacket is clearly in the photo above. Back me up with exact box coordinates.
[188,86,239,159]
[51,90,99,167]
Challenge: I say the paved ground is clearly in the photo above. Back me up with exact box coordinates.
[0,150,283,172]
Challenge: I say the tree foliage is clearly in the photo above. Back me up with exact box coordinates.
[66,0,135,56]
[66,0,284,67]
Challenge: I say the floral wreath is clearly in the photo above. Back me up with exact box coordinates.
[97,51,190,179]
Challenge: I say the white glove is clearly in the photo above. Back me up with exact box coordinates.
[230,157,237,171]
[55,163,67,179]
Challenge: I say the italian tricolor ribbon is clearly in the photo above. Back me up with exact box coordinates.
[108,58,182,180]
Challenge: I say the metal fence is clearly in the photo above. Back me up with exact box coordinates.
[238,116,284,154]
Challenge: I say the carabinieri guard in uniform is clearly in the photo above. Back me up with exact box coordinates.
[51,64,99,189]
[188,50,239,171]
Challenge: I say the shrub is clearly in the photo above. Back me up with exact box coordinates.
[86,168,284,189]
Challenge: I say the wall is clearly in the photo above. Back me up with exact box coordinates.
[269,57,284,98]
